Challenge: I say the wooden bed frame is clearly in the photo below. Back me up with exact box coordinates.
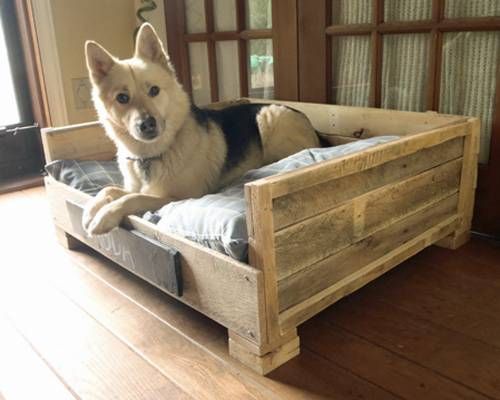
[42,99,479,375]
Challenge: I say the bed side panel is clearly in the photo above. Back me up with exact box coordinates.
[44,177,263,344]
[41,122,115,162]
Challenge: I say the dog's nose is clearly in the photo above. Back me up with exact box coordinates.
[139,116,157,135]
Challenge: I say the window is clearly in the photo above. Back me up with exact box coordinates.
[166,0,275,106]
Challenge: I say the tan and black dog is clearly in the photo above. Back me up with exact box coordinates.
[83,23,319,236]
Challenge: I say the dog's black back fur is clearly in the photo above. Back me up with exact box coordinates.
[191,103,265,171]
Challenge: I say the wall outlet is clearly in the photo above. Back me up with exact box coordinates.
[72,77,93,110]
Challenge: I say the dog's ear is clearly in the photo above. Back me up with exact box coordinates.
[134,23,173,71]
[85,41,115,83]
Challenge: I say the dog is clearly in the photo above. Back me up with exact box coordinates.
[82,23,320,236]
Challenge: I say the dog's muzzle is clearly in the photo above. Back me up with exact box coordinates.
[137,115,158,140]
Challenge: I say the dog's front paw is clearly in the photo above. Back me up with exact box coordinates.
[82,198,108,231]
[86,205,122,236]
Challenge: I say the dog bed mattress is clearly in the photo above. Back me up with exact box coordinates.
[45,136,399,261]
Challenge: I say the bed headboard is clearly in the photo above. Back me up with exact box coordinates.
[41,121,116,163]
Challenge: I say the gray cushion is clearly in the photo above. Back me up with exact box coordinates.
[45,159,123,196]
[146,136,399,261]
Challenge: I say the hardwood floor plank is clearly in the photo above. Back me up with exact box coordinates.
[301,319,489,400]
[351,257,500,348]
[0,316,76,400]
[0,265,191,400]
[320,297,500,399]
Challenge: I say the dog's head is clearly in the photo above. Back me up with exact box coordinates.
[85,23,189,155]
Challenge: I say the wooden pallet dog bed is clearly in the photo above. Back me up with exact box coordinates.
[42,99,479,374]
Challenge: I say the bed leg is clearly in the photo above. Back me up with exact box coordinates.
[436,230,471,250]
[228,329,300,375]
[54,225,81,250]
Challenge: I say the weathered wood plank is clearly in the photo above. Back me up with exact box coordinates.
[246,98,468,136]
[361,157,462,236]
[279,194,459,331]
[247,123,468,198]
[278,191,460,311]
[273,137,464,230]
[276,158,462,279]
[275,203,354,279]
[41,122,115,162]
[437,118,480,249]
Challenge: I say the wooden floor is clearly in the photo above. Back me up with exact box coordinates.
[1,186,500,400]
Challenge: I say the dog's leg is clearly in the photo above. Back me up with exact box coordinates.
[85,193,170,236]
[82,186,129,231]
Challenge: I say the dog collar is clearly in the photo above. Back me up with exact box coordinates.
[125,154,163,163]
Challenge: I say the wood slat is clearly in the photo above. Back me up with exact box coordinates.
[247,121,468,198]
[275,202,354,278]
[279,195,459,331]
[273,136,464,230]
[41,123,115,162]
[278,186,460,311]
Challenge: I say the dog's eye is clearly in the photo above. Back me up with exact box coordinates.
[116,93,129,104]
[148,85,160,97]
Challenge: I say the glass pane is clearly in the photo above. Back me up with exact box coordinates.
[216,41,240,100]
[382,34,430,112]
[189,43,211,105]
[0,19,20,127]
[445,0,500,18]
[248,39,274,99]
[332,36,371,107]
[186,0,206,34]
[331,0,372,24]
[214,0,237,31]
[440,32,500,163]
[246,0,272,29]
[384,0,432,21]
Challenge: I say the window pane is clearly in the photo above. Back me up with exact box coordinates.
[382,34,430,112]
[440,32,500,163]
[214,0,237,31]
[332,36,371,107]
[246,0,272,29]
[186,0,206,33]
[384,0,432,21]
[189,43,211,105]
[248,39,274,99]
[331,0,372,24]
[0,18,20,127]
[445,0,500,18]
[216,41,240,100]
